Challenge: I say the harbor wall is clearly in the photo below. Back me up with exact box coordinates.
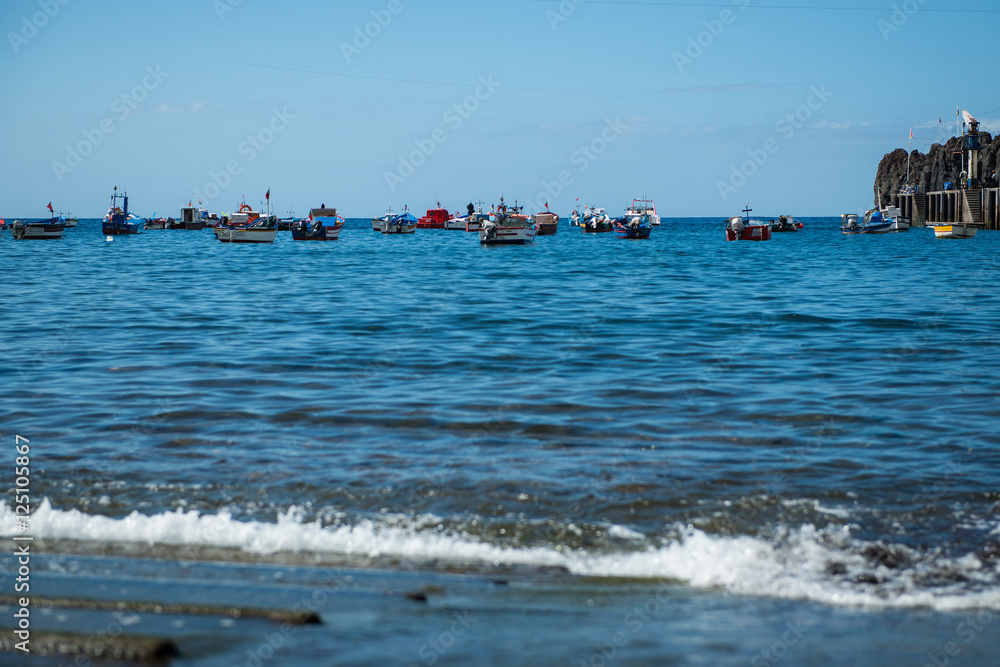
[891,187,1000,229]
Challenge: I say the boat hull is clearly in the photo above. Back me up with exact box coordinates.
[841,222,909,234]
[581,223,613,233]
[727,225,772,241]
[381,222,417,234]
[103,222,143,235]
[12,221,65,239]
[214,227,278,243]
[292,219,343,241]
[614,224,651,239]
[480,225,537,245]
[933,224,978,239]
[534,222,558,236]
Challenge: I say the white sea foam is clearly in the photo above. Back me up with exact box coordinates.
[4,500,998,612]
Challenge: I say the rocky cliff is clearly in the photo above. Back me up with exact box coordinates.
[873,133,1000,204]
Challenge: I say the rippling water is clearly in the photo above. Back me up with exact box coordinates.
[2,218,999,665]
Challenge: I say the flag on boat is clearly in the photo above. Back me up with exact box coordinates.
[265,189,270,201]
[47,202,53,212]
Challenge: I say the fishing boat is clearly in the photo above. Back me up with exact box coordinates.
[417,203,452,229]
[613,214,652,239]
[445,203,475,230]
[480,196,536,245]
[726,205,772,241]
[62,212,79,228]
[177,206,207,230]
[931,223,980,239]
[372,207,394,231]
[214,193,277,243]
[382,207,418,234]
[144,217,169,230]
[580,213,614,233]
[571,205,612,231]
[464,203,491,232]
[103,188,143,235]
[626,197,660,226]
[770,215,803,232]
[841,206,910,234]
[10,217,66,240]
[292,206,345,241]
[531,203,559,236]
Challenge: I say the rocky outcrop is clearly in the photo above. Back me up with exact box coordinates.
[873,132,1000,204]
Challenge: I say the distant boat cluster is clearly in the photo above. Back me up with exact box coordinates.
[3,186,981,245]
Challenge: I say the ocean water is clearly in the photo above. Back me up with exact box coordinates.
[1,218,999,666]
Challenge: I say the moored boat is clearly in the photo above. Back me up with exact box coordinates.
[292,206,345,241]
[841,205,910,234]
[214,192,277,243]
[372,207,394,231]
[382,207,418,234]
[417,203,452,229]
[11,218,66,240]
[465,203,491,232]
[103,187,143,235]
[726,205,772,241]
[177,206,207,230]
[62,212,79,228]
[144,218,169,230]
[480,196,536,245]
[770,215,803,232]
[613,214,652,239]
[627,197,660,226]
[572,205,612,231]
[932,223,980,239]
[531,203,559,236]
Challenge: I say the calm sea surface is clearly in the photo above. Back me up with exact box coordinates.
[1,217,999,666]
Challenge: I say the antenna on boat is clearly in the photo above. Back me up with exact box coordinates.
[742,203,752,221]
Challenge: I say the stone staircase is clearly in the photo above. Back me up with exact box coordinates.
[965,189,982,224]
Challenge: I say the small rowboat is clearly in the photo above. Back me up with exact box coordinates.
[932,224,979,239]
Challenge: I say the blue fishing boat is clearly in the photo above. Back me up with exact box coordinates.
[292,206,345,241]
[103,187,143,235]
[613,213,652,239]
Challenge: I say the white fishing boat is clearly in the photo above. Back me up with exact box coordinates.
[445,203,474,230]
[480,196,536,245]
[372,207,394,231]
[11,218,66,240]
[842,203,910,234]
[464,202,491,232]
[381,206,417,234]
[626,197,660,226]
[215,192,278,243]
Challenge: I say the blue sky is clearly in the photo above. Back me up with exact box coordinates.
[2,0,998,218]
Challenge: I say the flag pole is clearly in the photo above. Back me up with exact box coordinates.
[905,128,912,187]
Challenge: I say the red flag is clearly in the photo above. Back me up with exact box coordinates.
[265,189,270,201]
[47,202,53,212]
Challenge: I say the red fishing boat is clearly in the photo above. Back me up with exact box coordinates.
[726,205,772,242]
[417,203,452,229]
